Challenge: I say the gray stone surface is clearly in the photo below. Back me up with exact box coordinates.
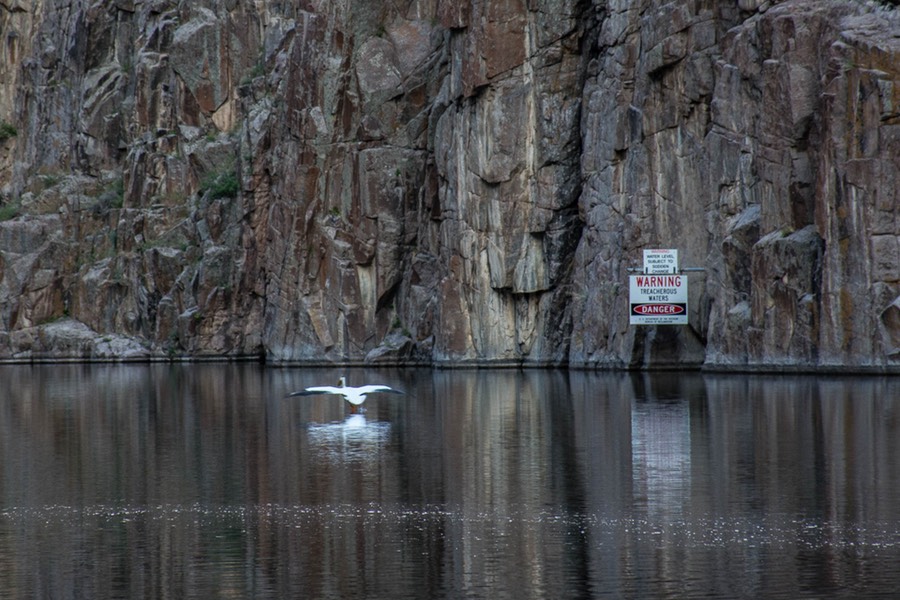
[0,0,897,371]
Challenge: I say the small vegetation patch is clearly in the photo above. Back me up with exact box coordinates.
[40,173,61,190]
[94,178,125,215]
[241,62,266,86]
[0,120,16,142]
[199,169,239,200]
[0,201,20,221]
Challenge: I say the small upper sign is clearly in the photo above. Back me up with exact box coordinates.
[643,249,678,274]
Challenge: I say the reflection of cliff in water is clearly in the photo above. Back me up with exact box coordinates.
[0,365,898,598]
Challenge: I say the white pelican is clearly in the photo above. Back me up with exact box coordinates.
[288,376,403,412]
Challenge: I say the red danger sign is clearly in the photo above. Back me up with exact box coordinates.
[632,303,686,315]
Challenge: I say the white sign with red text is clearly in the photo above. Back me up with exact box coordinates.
[629,274,688,325]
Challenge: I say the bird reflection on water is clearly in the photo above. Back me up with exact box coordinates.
[305,413,392,463]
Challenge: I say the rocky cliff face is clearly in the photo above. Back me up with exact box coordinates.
[0,0,897,371]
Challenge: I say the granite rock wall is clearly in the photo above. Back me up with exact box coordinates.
[0,0,897,371]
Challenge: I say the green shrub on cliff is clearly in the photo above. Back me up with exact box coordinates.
[0,201,20,221]
[96,178,125,212]
[0,120,17,142]
[199,169,239,200]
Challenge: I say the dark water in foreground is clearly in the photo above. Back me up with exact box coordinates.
[0,365,898,599]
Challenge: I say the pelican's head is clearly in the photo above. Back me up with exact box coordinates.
[337,376,347,388]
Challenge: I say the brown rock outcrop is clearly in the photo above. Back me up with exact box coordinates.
[0,0,897,371]
[572,0,899,371]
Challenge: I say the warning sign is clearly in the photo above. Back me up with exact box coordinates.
[629,274,688,325]
[643,249,679,274]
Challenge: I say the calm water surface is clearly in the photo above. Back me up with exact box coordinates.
[0,365,898,599]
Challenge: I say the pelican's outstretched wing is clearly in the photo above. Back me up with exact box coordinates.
[287,385,342,397]
[356,385,404,396]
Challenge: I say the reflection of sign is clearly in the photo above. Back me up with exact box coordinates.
[643,249,678,274]
[629,275,688,325]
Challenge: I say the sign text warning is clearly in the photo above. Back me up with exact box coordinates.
[629,274,688,325]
